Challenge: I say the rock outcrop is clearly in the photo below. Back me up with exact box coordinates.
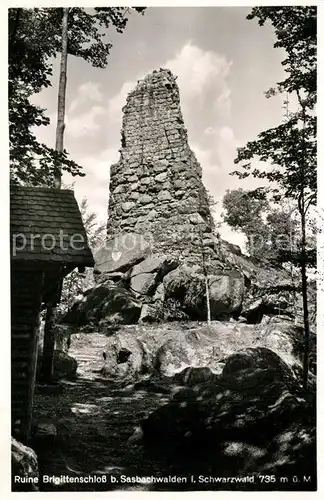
[11,437,39,491]
[62,281,142,329]
[94,233,152,278]
[163,264,245,320]
[36,350,77,382]
[139,354,315,486]
[90,317,315,384]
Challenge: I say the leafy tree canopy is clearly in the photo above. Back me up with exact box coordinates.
[59,195,106,315]
[232,6,316,207]
[222,188,316,267]
[9,7,146,187]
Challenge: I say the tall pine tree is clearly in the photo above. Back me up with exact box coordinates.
[231,6,316,391]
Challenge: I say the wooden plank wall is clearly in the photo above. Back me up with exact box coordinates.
[11,263,44,442]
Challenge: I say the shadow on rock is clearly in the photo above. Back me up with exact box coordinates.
[139,347,316,490]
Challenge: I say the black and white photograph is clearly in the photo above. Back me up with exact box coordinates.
[9,2,318,493]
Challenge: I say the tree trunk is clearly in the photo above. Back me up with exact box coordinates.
[41,303,56,382]
[300,205,310,392]
[205,274,211,325]
[54,7,69,188]
[41,9,69,382]
[201,248,211,325]
[297,92,311,393]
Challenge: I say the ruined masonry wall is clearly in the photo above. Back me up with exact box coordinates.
[107,68,214,255]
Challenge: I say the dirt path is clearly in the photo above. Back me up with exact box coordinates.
[32,334,171,491]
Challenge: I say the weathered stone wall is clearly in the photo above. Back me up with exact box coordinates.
[107,68,214,257]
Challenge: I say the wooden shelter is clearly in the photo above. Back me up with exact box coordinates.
[10,186,94,442]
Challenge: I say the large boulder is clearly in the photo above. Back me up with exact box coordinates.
[139,302,162,323]
[12,437,39,491]
[209,271,245,316]
[154,328,299,380]
[130,272,156,295]
[130,255,166,276]
[218,243,314,328]
[62,282,142,330]
[100,330,155,382]
[140,348,316,486]
[220,346,297,391]
[129,255,178,296]
[98,318,312,383]
[99,325,207,382]
[172,366,217,386]
[138,283,166,323]
[37,350,77,381]
[260,317,317,382]
[155,331,219,377]
[52,351,77,380]
[241,288,296,323]
[94,232,152,280]
[163,265,244,320]
[229,253,316,331]
[53,324,72,353]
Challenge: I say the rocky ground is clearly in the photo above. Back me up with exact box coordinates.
[30,320,316,492]
[32,332,171,492]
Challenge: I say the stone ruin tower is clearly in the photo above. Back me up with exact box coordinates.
[107,68,215,258]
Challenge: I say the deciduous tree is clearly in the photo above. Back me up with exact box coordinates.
[9,7,146,187]
[231,6,316,391]
[58,197,106,316]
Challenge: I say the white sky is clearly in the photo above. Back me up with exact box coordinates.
[31,6,290,250]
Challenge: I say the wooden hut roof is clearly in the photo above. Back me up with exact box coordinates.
[10,186,94,266]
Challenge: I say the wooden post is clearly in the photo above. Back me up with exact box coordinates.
[40,302,56,383]
[11,265,44,441]
[40,271,64,383]
[26,311,41,438]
